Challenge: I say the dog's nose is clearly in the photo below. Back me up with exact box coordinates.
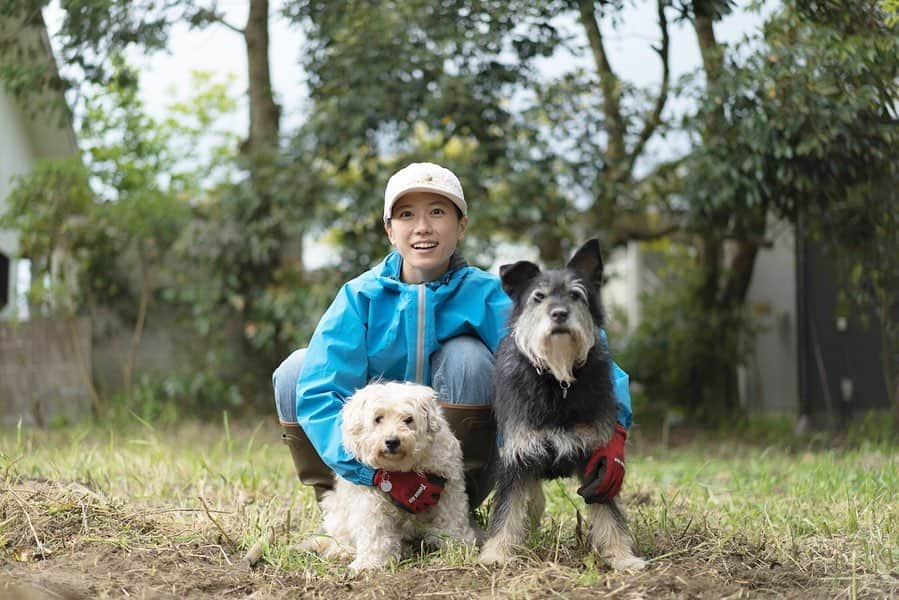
[550,307,569,323]
[384,437,401,452]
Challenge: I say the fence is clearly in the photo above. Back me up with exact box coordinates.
[0,317,92,426]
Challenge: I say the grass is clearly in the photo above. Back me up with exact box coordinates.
[1,415,898,598]
[632,437,898,570]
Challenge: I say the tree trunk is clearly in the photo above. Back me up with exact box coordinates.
[577,0,625,167]
[693,8,725,140]
[69,316,102,416]
[243,0,304,276]
[699,235,721,309]
[577,0,629,238]
[721,213,767,308]
[683,9,759,426]
[124,251,151,401]
[244,0,280,158]
[694,13,723,83]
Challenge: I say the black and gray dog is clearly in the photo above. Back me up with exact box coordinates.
[480,239,645,570]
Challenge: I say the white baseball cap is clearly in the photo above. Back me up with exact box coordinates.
[383,162,467,222]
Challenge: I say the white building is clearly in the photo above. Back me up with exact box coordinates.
[602,213,893,424]
[0,13,78,321]
[601,225,801,417]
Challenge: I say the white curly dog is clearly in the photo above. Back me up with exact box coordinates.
[305,381,478,572]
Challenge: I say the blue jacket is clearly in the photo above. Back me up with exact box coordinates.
[295,250,633,486]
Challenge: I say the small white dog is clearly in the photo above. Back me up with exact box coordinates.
[306,381,477,572]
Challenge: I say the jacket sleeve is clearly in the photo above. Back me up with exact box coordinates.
[477,277,512,353]
[295,284,376,486]
[611,360,633,429]
[600,329,633,429]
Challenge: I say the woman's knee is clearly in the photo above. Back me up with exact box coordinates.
[273,348,307,422]
[431,336,494,405]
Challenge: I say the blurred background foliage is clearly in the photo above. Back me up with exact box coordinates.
[1,0,897,427]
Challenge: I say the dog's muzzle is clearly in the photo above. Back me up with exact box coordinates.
[384,437,401,454]
[550,307,568,324]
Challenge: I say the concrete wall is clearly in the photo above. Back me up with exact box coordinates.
[738,217,799,415]
[0,317,92,425]
[603,242,645,334]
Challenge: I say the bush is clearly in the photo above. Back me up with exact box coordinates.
[103,372,244,424]
[846,410,899,446]
[616,252,757,426]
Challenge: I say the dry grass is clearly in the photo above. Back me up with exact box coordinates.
[1,416,897,599]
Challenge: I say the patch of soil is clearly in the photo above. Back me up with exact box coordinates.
[6,548,897,600]
[3,480,897,599]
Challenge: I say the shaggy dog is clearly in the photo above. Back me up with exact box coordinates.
[480,239,645,570]
[307,381,477,572]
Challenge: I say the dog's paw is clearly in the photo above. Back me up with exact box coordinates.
[347,555,387,574]
[422,529,478,550]
[447,522,481,547]
[462,527,480,547]
[478,538,513,566]
[298,534,348,559]
[468,519,487,545]
[608,554,647,571]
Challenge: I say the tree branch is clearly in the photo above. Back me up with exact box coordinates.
[610,212,684,247]
[190,6,244,35]
[214,17,244,35]
[577,0,626,167]
[624,0,671,177]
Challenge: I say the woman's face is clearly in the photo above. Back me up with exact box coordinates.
[385,191,467,284]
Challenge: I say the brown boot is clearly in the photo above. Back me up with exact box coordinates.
[281,424,334,503]
[439,403,497,509]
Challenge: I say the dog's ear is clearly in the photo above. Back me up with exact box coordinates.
[566,238,603,288]
[499,260,541,301]
[418,387,442,434]
[340,390,369,458]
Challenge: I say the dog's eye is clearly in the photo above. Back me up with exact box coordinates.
[570,290,585,302]
[532,291,545,303]
[403,417,414,425]
[374,415,383,424]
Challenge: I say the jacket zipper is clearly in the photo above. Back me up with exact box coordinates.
[415,283,426,383]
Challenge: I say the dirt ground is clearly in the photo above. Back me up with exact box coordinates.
[4,539,895,599]
[2,481,897,599]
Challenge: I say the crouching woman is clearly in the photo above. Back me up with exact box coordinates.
[274,162,508,511]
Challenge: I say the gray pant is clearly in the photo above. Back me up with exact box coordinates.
[273,336,497,506]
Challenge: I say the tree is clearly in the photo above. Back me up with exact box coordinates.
[2,1,278,156]
[1,61,238,403]
[1,1,322,385]
[283,1,549,260]
[665,0,899,423]
[284,0,683,268]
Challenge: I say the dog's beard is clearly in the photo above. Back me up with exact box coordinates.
[513,316,595,384]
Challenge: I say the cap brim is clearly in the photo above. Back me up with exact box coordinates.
[386,186,467,217]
